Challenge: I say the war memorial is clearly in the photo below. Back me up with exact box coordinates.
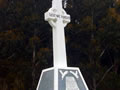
[37,0,89,90]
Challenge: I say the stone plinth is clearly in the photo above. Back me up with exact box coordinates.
[37,67,88,90]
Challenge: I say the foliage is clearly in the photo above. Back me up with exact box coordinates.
[0,0,120,90]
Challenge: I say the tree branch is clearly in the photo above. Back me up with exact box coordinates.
[7,53,15,60]
[96,64,114,87]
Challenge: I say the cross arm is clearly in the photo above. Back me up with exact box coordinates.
[45,11,56,27]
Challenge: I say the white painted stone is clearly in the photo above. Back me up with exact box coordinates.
[45,0,70,68]
[37,67,89,90]
[70,71,79,79]
[66,76,80,90]
[59,70,68,80]
[36,0,89,90]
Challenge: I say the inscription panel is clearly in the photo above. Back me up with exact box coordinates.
[45,12,70,22]
[66,76,80,90]
[58,69,88,90]
[49,13,70,20]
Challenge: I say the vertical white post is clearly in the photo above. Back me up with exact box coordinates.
[45,0,70,68]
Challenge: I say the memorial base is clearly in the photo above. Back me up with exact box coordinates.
[37,67,88,90]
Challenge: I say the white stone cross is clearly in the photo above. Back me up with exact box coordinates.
[45,0,70,68]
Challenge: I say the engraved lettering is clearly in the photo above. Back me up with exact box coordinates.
[70,71,79,79]
[59,70,68,80]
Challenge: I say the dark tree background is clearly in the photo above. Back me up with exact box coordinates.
[0,0,120,90]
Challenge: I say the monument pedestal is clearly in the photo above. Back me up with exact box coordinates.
[37,67,88,90]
